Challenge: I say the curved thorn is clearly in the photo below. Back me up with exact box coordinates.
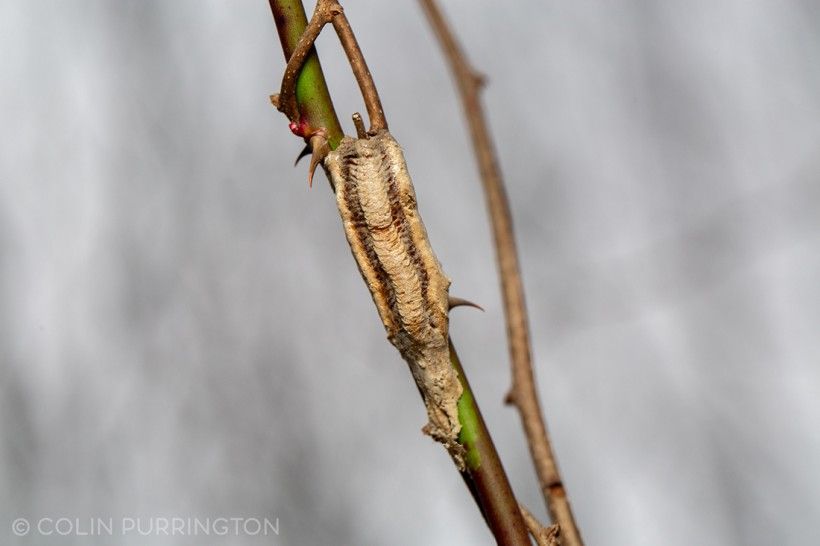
[448,296,484,312]
[307,132,330,188]
[294,143,312,166]
[504,389,516,406]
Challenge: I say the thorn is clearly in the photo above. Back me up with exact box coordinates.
[352,112,368,139]
[270,94,281,109]
[448,296,484,312]
[294,143,312,166]
[504,389,516,406]
[307,132,330,188]
[472,71,487,88]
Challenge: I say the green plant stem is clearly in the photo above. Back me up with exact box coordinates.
[450,339,530,545]
[268,0,344,148]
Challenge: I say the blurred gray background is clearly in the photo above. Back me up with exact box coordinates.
[1,1,818,544]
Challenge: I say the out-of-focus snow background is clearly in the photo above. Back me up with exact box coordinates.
[1,1,818,544]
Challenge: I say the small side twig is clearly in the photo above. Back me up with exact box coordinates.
[268,0,343,148]
[328,4,387,133]
[274,0,386,135]
[520,504,561,546]
[273,1,333,122]
[417,2,584,545]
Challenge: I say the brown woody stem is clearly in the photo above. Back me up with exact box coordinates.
[328,4,387,133]
[449,339,531,545]
[272,0,386,140]
[418,1,585,545]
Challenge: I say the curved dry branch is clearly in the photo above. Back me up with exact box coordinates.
[417,2,585,545]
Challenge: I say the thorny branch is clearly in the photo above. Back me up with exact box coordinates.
[418,1,585,545]
[267,1,531,544]
[271,0,387,185]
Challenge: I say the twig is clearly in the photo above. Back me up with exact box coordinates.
[520,504,561,546]
[417,2,585,545]
[273,0,386,136]
[268,0,343,148]
[273,1,333,122]
[328,4,387,133]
